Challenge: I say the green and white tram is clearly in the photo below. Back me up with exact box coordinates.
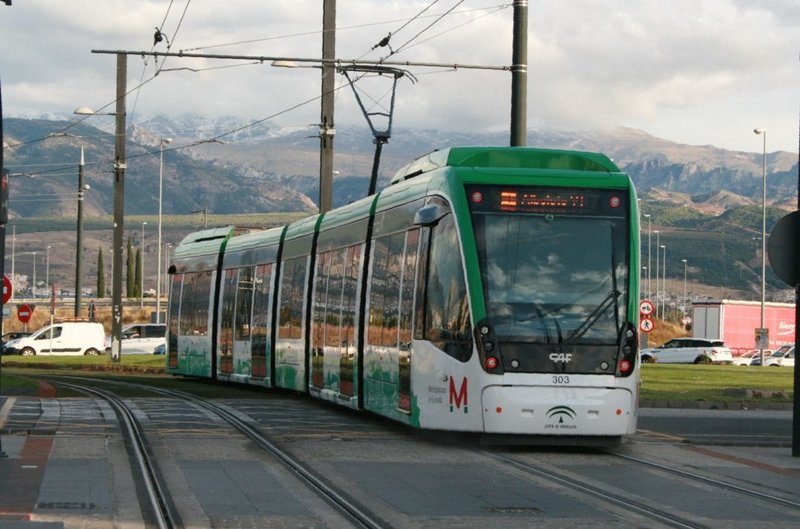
[167,146,640,443]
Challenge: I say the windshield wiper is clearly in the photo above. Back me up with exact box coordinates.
[564,289,620,344]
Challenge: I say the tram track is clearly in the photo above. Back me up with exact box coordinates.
[603,448,800,511]
[485,451,707,529]
[487,447,800,529]
[50,376,391,529]
[55,381,177,529]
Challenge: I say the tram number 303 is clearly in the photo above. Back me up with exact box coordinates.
[552,375,570,384]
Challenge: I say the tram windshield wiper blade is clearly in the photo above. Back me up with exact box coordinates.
[564,290,620,344]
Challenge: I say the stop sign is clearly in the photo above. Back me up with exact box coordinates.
[18,303,33,323]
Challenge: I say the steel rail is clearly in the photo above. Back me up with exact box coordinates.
[56,382,176,529]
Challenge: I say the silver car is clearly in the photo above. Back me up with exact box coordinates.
[105,324,167,355]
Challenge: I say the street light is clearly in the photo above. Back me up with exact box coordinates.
[31,251,36,299]
[660,244,666,321]
[654,230,660,318]
[754,127,767,364]
[156,138,172,323]
[46,245,51,293]
[75,146,90,316]
[644,214,652,299]
[10,225,14,302]
[682,259,688,319]
[140,221,147,308]
[76,52,128,363]
[43,132,88,316]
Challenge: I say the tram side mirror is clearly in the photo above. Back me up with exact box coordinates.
[414,204,448,227]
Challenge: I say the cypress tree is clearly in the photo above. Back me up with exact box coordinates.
[134,248,142,298]
[97,249,105,296]
[126,237,135,297]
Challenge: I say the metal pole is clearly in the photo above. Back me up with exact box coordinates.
[111,53,128,363]
[10,225,14,302]
[793,107,799,457]
[140,221,146,309]
[645,214,652,299]
[510,0,528,146]
[156,139,170,324]
[1,76,8,458]
[661,245,667,321]
[654,231,660,318]
[754,128,767,365]
[682,259,688,318]
[74,147,85,316]
[319,0,336,213]
[46,245,50,294]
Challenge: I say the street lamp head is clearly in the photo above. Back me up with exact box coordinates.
[74,106,115,116]
[161,137,173,145]
[753,128,766,135]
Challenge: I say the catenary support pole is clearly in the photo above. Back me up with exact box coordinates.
[110,53,127,362]
[319,0,336,213]
[510,0,528,146]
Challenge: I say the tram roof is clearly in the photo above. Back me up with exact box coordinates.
[390,146,620,184]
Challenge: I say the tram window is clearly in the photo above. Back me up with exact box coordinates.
[369,230,418,349]
[168,274,182,360]
[235,266,255,341]
[220,269,237,356]
[251,263,273,377]
[178,271,211,337]
[279,256,307,339]
[418,213,472,361]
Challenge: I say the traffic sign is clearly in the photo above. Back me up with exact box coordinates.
[2,275,11,304]
[17,303,33,324]
[639,317,655,333]
[639,299,654,316]
[755,327,769,350]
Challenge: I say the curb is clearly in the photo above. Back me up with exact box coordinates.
[639,399,793,410]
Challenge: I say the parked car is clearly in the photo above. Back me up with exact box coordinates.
[764,345,795,367]
[1,331,32,354]
[749,350,775,366]
[730,350,765,366]
[4,321,105,356]
[104,323,166,355]
[639,337,733,364]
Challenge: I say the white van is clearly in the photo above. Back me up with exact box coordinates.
[4,321,106,356]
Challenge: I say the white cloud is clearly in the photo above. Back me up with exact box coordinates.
[0,0,797,153]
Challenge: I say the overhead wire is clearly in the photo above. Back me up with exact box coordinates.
[4,3,509,169]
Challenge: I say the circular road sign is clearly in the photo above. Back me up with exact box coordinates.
[639,317,655,334]
[767,210,799,287]
[2,275,11,304]
[18,303,33,324]
[639,299,654,316]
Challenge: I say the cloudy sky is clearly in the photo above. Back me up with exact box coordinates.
[1,0,798,153]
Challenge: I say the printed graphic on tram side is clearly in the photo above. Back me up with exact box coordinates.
[449,376,468,413]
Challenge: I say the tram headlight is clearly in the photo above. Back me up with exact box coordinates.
[474,318,504,374]
[615,321,638,377]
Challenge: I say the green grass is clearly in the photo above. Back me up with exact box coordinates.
[1,357,795,403]
[640,364,794,402]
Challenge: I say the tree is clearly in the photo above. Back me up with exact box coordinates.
[126,237,134,297]
[134,248,142,298]
[97,249,105,297]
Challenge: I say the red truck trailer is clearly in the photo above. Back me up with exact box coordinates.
[692,300,796,352]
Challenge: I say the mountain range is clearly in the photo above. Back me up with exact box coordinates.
[2,115,798,300]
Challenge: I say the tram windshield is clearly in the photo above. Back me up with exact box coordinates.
[468,186,630,372]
